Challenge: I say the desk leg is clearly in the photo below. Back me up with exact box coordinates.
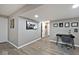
[72,39,75,49]
[56,36,59,45]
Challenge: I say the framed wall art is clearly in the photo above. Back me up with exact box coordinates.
[26,21,38,30]
[59,23,63,27]
[74,28,78,33]
[53,23,58,27]
[65,22,70,27]
[10,19,14,28]
[71,22,78,27]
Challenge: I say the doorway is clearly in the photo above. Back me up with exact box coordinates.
[45,23,48,37]
[41,21,50,38]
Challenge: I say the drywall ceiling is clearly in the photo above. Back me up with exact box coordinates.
[11,4,42,16]
[0,4,25,16]
[19,4,79,21]
[0,4,42,17]
[0,4,79,21]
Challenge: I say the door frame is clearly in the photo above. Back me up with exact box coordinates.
[41,22,42,38]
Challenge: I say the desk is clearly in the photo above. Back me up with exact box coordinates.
[56,34,75,49]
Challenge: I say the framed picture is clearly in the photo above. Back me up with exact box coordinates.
[59,23,63,27]
[74,28,78,33]
[71,22,78,27]
[26,21,38,30]
[10,19,14,28]
[53,23,58,27]
[65,22,70,27]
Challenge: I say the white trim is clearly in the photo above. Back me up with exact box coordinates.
[8,37,41,49]
[49,40,57,42]
[75,44,79,47]
[49,40,64,44]
[49,40,68,44]
[49,40,79,48]
[8,41,18,49]
[18,37,41,49]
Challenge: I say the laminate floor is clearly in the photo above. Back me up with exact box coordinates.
[0,37,79,55]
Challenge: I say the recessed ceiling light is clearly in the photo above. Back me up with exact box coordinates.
[34,15,39,18]
[72,4,79,8]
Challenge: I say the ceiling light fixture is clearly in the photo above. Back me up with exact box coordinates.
[72,4,79,8]
[34,14,39,18]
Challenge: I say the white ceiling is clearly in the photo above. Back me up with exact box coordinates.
[20,4,79,21]
[0,4,42,16]
[0,4,25,16]
[11,4,42,16]
[0,4,79,21]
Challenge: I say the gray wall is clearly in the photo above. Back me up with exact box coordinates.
[50,17,79,45]
[18,17,41,46]
[8,17,18,46]
[0,16,8,42]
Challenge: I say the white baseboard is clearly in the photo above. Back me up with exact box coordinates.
[49,40,57,43]
[8,37,41,49]
[18,37,41,49]
[75,44,79,47]
[49,40,79,48]
[8,41,18,49]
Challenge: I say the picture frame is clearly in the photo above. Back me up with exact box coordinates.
[74,28,78,33]
[65,22,70,27]
[26,21,38,30]
[53,23,58,27]
[10,19,14,28]
[59,23,63,27]
[71,22,78,27]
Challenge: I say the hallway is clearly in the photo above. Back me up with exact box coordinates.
[0,37,79,55]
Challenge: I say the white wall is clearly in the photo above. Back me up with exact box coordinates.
[8,16,41,47]
[50,17,79,46]
[42,21,45,37]
[18,17,41,46]
[0,16,8,42]
[8,17,18,46]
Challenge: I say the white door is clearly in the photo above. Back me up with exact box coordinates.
[0,17,8,42]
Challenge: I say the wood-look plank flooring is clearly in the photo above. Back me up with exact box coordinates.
[0,37,79,55]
